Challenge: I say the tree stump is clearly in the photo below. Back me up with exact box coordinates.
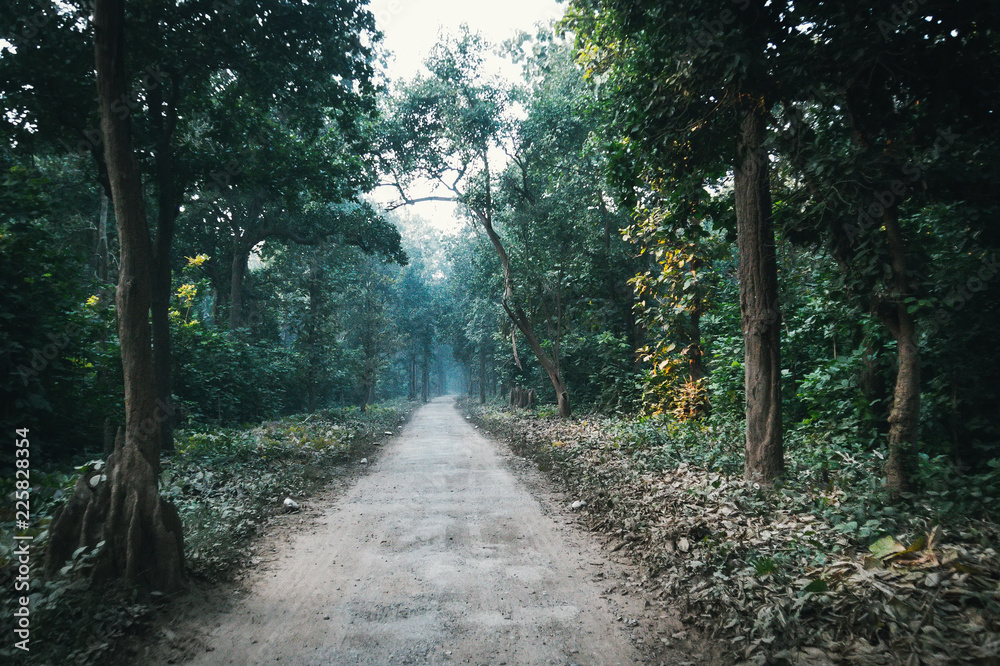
[508,387,536,409]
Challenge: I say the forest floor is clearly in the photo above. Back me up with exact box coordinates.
[123,396,709,665]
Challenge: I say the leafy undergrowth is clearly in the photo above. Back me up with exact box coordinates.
[165,401,411,579]
[0,400,412,665]
[463,401,1000,665]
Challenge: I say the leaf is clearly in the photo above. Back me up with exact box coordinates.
[834,520,858,533]
[869,535,906,560]
[803,578,828,593]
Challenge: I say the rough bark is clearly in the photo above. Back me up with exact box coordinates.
[735,100,784,484]
[46,0,184,590]
[876,207,920,493]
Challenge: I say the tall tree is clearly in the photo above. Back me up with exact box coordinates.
[3,0,385,453]
[382,30,574,416]
[566,0,789,480]
[774,0,1000,490]
[501,31,640,413]
[45,0,183,589]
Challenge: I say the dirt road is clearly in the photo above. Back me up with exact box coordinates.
[167,397,664,665]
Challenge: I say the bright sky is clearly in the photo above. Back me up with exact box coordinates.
[372,0,565,82]
[368,0,566,232]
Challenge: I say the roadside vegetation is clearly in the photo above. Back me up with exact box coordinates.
[465,401,1000,664]
[0,401,410,665]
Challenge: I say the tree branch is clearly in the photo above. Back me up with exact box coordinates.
[384,195,459,211]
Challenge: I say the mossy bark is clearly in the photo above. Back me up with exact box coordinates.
[877,208,920,494]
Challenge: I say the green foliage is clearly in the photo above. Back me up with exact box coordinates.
[171,317,295,425]
[562,331,643,413]
[3,1,1000,659]
[428,30,643,411]
[1,161,121,463]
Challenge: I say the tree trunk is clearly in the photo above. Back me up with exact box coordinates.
[502,301,571,416]
[408,354,417,401]
[471,150,571,416]
[149,80,180,454]
[877,207,920,494]
[486,353,494,398]
[229,245,250,329]
[859,333,889,441]
[688,292,706,382]
[211,274,226,324]
[479,345,487,404]
[421,356,430,403]
[95,189,110,283]
[46,0,183,591]
[150,271,174,454]
[735,100,783,484]
[305,262,321,413]
[478,213,571,416]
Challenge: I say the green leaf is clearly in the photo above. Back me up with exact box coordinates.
[834,520,858,533]
[803,578,828,593]
[868,535,905,559]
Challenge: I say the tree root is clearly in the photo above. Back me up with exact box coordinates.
[45,432,184,592]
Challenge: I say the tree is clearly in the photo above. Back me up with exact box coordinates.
[212,194,403,331]
[627,206,726,418]
[45,0,183,590]
[0,156,120,462]
[3,0,385,453]
[342,258,405,409]
[566,0,789,481]
[508,30,643,409]
[772,0,1000,491]
[381,29,574,416]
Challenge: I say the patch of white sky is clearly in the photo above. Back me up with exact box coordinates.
[367,0,565,235]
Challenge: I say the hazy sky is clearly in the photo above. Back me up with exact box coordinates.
[372,0,565,82]
[368,0,566,230]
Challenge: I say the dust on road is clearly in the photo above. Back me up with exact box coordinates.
[165,397,661,665]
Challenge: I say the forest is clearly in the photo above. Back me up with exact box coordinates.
[2,0,999,663]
